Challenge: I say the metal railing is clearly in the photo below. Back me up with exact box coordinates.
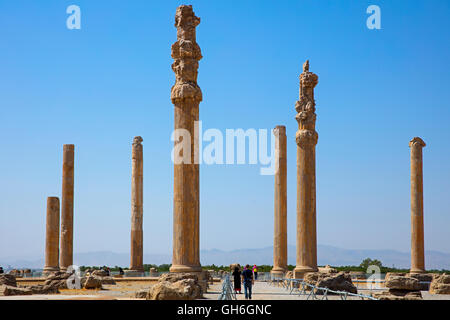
[270,278,379,300]
[218,275,237,300]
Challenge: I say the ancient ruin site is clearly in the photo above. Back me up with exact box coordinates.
[1,1,450,309]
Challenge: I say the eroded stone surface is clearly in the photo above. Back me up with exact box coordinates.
[135,290,148,299]
[272,126,287,276]
[82,275,102,290]
[44,271,71,290]
[28,284,59,295]
[170,4,202,274]
[318,265,338,274]
[60,144,75,272]
[375,274,424,300]
[147,279,202,300]
[146,273,203,300]
[90,269,108,277]
[303,272,357,294]
[44,197,60,275]
[385,275,420,291]
[409,272,433,290]
[409,137,426,274]
[294,61,319,278]
[82,270,115,286]
[0,285,32,296]
[130,136,144,272]
[429,274,450,294]
[0,274,17,287]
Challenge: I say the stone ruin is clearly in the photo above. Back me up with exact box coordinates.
[16,3,443,301]
[0,270,119,296]
[373,273,427,300]
[429,273,450,294]
[135,273,203,300]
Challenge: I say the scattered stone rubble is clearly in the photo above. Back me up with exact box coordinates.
[373,273,423,300]
[303,271,357,294]
[144,273,203,300]
[429,274,450,294]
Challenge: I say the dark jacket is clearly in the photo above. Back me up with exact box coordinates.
[242,269,253,284]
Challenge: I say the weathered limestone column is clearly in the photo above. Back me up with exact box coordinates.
[169,5,202,274]
[130,136,144,273]
[409,137,426,273]
[294,60,319,278]
[44,197,60,274]
[60,144,74,272]
[271,126,287,277]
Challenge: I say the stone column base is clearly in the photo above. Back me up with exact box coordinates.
[293,266,317,279]
[169,264,203,273]
[410,268,426,274]
[270,267,286,279]
[42,267,59,276]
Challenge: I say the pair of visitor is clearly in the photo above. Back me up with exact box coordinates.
[232,264,257,299]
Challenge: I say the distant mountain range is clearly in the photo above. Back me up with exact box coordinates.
[2,245,450,270]
[200,245,450,270]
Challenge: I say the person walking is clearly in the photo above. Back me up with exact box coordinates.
[232,266,242,294]
[0,267,4,274]
[253,265,258,281]
[241,264,254,299]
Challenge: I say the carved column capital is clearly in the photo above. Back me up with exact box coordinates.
[295,60,318,148]
[409,137,426,148]
[296,129,318,148]
[132,136,143,146]
[170,5,202,104]
[274,125,286,136]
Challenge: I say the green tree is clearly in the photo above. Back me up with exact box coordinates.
[359,258,383,271]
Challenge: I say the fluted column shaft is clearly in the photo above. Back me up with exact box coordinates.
[60,144,74,272]
[272,126,287,276]
[44,197,60,274]
[170,5,202,273]
[130,136,144,272]
[410,137,426,273]
[294,61,319,278]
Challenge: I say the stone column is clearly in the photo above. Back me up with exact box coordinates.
[271,126,287,277]
[130,136,144,273]
[294,60,319,278]
[44,197,60,274]
[409,137,426,273]
[60,144,74,272]
[169,5,202,274]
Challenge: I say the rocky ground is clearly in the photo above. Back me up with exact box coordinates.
[2,270,450,300]
[0,280,154,300]
[2,280,450,300]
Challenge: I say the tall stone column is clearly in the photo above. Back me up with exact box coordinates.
[169,5,202,274]
[271,126,287,277]
[60,144,74,272]
[44,197,60,274]
[409,137,426,273]
[130,136,144,273]
[294,60,319,278]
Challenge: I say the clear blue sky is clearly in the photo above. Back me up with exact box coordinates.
[1,0,449,260]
